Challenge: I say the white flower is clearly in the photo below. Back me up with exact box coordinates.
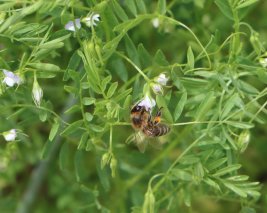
[65,19,81,31]
[152,83,163,94]
[138,95,156,111]
[156,73,168,86]
[2,69,22,87]
[82,13,100,27]
[3,129,17,141]
[32,75,43,107]
[152,18,160,28]
[259,57,267,68]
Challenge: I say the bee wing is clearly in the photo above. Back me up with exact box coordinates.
[125,133,136,144]
[135,132,148,153]
[148,137,168,150]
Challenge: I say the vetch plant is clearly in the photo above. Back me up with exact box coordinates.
[0,1,266,213]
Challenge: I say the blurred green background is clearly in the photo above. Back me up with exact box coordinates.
[0,0,267,212]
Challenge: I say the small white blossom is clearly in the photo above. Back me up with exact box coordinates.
[3,129,17,141]
[152,83,163,94]
[32,75,43,107]
[82,13,100,27]
[65,19,81,31]
[138,95,156,111]
[152,18,160,28]
[156,73,168,86]
[2,69,22,87]
[259,57,267,68]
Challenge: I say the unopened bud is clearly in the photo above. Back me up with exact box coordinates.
[32,74,43,107]
[110,157,117,178]
[237,130,250,153]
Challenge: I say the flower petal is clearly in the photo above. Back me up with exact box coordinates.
[138,95,156,111]
[2,69,22,87]
[156,73,168,85]
[65,19,81,31]
[3,129,16,141]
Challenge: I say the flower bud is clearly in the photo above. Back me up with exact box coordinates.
[32,75,43,107]
[110,157,117,178]
[101,152,110,169]
[237,130,250,153]
[151,83,163,94]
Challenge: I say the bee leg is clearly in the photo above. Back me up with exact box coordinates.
[153,107,163,125]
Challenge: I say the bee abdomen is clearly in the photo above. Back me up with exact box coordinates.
[154,124,170,137]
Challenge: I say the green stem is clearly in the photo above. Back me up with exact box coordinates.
[116,51,151,82]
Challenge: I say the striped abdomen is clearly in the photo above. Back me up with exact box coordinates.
[143,123,170,137]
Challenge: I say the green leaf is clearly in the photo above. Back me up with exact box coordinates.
[112,0,128,21]
[135,0,147,13]
[114,88,132,102]
[59,142,71,171]
[64,85,78,94]
[204,178,221,191]
[64,105,80,114]
[157,0,166,15]
[215,0,233,20]
[29,62,60,71]
[138,43,152,68]
[237,0,258,9]
[180,155,199,165]
[223,182,247,198]
[64,51,81,80]
[78,132,89,150]
[195,91,216,121]
[194,162,205,180]
[207,157,227,171]
[187,46,194,70]
[125,34,140,67]
[101,75,112,92]
[61,120,83,136]
[226,121,254,129]
[89,124,105,132]
[227,175,249,182]
[107,82,118,98]
[169,169,192,181]
[85,112,93,122]
[111,58,128,82]
[213,164,241,177]
[174,92,187,121]
[125,0,137,16]
[238,80,259,94]
[153,49,169,66]
[221,93,243,119]
[75,150,89,182]
[49,121,60,141]
[39,109,47,122]
[82,97,96,106]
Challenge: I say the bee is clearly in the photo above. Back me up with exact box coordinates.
[130,103,170,152]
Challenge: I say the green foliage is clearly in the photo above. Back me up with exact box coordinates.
[0,0,267,213]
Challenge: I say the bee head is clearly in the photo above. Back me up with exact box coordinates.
[131,104,143,113]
